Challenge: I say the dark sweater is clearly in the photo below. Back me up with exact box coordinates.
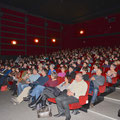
[82,74,89,81]
[32,76,49,86]
[66,71,76,79]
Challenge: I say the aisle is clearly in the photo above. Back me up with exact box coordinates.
[0,91,119,120]
[89,88,120,120]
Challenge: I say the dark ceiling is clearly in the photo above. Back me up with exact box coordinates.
[0,0,120,23]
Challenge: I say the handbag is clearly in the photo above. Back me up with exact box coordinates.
[1,85,8,91]
[37,105,52,118]
[44,87,61,97]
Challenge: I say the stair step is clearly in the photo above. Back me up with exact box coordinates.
[104,90,120,104]
[88,100,120,120]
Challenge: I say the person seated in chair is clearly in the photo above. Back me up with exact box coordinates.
[58,66,66,78]
[54,73,88,120]
[82,67,89,81]
[0,66,12,88]
[28,72,58,107]
[91,63,100,74]
[66,66,76,79]
[17,68,40,95]
[89,69,105,107]
[48,64,56,75]
[106,64,117,83]
[11,68,40,105]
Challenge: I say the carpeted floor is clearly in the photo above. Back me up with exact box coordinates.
[0,90,120,120]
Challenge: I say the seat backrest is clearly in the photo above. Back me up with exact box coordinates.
[79,81,90,105]
[98,74,106,93]
[112,77,118,84]
[85,81,90,96]
[57,77,65,85]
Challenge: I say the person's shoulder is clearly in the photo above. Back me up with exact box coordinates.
[36,74,40,77]
[82,80,88,87]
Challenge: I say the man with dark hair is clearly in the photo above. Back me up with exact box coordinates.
[82,67,89,81]
[89,69,105,107]
[66,66,76,79]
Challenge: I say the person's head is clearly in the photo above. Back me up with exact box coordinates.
[44,64,49,70]
[28,65,32,69]
[7,66,11,70]
[75,73,83,82]
[61,66,66,73]
[12,68,15,72]
[50,64,55,70]
[65,75,72,84]
[27,69,32,74]
[5,65,8,69]
[23,63,27,68]
[33,68,38,75]
[32,65,35,69]
[110,64,116,71]
[38,64,43,69]
[16,68,20,72]
[77,59,81,64]
[105,60,109,65]
[83,62,88,67]
[96,69,102,76]
[41,69,48,76]
[72,62,77,68]
[93,64,99,69]
[69,66,74,73]
[82,67,88,75]
[51,72,57,80]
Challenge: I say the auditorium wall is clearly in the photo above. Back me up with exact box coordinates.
[62,13,120,49]
[0,6,62,56]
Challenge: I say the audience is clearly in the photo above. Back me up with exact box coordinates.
[0,46,119,120]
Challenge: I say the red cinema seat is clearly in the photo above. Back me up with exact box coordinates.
[8,81,13,85]
[75,71,80,74]
[105,76,118,87]
[48,81,90,110]
[57,77,65,85]
[87,72,92,78]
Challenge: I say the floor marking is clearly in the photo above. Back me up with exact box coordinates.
[88,109,117,120]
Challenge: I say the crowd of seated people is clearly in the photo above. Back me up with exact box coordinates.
[0,46,120,120]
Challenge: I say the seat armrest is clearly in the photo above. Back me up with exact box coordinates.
[79,96,88,105]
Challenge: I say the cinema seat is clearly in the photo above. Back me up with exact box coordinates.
[105,76,118,87]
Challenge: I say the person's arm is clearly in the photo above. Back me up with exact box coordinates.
[67,89,74,96]
[4,70,11,76]
[94,76,105,86]
[113,72,117,77]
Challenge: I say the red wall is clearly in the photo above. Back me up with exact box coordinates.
[1,6,120,56]
[0,7,62,56]
[62,13,120,49]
